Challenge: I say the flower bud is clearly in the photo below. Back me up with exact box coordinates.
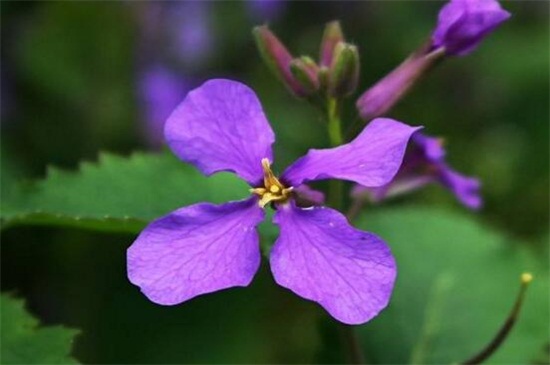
[319,21,344,67]
[252,25,307,97]
[328,42,360,98]
[432,0,511,56]
[356,47,444,121]
[317,66,330,92]
[290,56,320,94]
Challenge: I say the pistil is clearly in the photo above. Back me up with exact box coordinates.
[250,158,293,207]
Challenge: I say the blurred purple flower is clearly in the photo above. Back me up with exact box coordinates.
[135,1,216,147]
[432,0,511,56]
[167,1,214,67]
[248,0,286,21]
[352,132,482,209]
[128,79,420,324]
[139,65,189,148]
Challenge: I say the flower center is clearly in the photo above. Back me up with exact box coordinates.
[250,158,293,208]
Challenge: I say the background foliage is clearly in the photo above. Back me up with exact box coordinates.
[1,1,548,364]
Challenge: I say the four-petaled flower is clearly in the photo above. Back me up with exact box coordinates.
[127,79,420,324]
[352,132,481,209]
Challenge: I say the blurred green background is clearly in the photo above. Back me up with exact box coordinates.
[1,1,548,364]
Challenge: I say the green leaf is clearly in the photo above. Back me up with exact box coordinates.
[355,207,549,364]
[1,152,248,233]
[0,294,80,364]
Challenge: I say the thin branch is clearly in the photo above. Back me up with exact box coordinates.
[461,273,534,365]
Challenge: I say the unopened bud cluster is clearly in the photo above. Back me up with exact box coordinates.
[255,0,510,124]
[253,21,359,100]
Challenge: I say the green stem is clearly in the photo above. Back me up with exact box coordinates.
[327,97,344,211]
[325,97,364,364]
[339,325,367,365]
[346,199,365,222]
[341,198,367,365]
[327,98,343,146]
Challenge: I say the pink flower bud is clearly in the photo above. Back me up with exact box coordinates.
[356,47,444,121]
[253,25,307,97]
[319,21,345,67]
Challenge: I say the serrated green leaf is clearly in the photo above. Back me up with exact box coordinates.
[355,207,549,364]
[1,152,248,233]
[0,294,80,364]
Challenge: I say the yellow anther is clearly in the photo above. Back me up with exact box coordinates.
[250,187,266,195]
[251,158,292,208]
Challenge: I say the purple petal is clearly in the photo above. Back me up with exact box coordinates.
[411,132,446,162]
[351,133,482,210]
[270,203,396,325]
[415,133,482,209]
[282,118,421,187]
[127,198,264,305]
[432,0,511,56]
[165,79,275,185]
[439,167,482,209]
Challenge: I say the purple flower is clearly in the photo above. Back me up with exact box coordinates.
[352,132,482,209]
[127,79,420,324]
[432,0,511,56]
[139,65,190,148]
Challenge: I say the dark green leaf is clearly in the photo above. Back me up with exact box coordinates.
[0,294,80,364]
[1,152,248,233]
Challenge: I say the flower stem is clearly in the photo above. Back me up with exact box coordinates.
[339,325,367,365]
[461,273,534,365]
[326,97,365,365]
[340,200,368,365]
[327,97,343,146]
[346,199,365,222]
[327,97,344,210]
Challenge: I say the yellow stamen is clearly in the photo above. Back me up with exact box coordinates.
[251,158,293,207]
[249,187,267,195]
